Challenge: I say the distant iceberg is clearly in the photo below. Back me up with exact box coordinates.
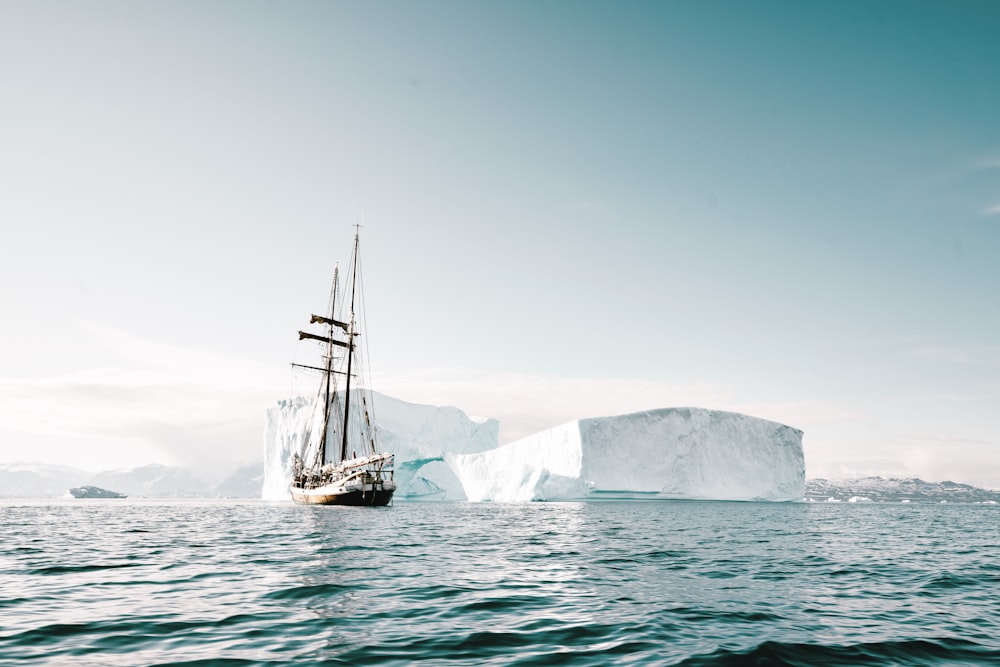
[448,408,804,502]
[263,396,804,503]
[68,485,127,499]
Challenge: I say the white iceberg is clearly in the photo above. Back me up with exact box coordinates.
[263,397,805,503]
[262,392,499,501]
[447,407,804,502]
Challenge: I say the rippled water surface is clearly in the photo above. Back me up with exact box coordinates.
[1,500,998,665]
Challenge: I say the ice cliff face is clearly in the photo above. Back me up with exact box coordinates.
[447,408,805,502]
[262,392,499,500]
[262,396,313,500]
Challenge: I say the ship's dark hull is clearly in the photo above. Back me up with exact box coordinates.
[290,483,395,506]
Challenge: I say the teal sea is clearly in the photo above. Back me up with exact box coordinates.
[1,500,998,666]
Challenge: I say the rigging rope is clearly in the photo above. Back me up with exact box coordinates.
[356,253,381,454]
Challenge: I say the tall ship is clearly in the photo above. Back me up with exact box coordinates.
[288,229,395,506]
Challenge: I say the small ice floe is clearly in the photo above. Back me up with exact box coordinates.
[826,497,842,503]
[847,496,872,503]
[901,499,911,503]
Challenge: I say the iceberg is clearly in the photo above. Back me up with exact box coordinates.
[262,392,499,500]
[68,485,127,499]
[447,407,805,502]
[263,397,805,503]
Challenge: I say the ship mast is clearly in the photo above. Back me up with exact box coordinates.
[317,264,339,466]
[340,227,360,463]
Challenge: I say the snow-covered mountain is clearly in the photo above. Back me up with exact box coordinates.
[84,464,211,498]
[0,462,258,498]
[0,462,91,497]
[805,477,1000,503]
[214,464,264,498]
[449,407,805,502]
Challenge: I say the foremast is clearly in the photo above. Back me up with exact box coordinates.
[318,265,339,467]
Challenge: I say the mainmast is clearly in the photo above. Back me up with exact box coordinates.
[340,228,360,463]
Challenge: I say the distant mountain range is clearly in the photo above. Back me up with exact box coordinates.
[0,462,264,499]
[805,477,1000,504]
[1,462,998,502]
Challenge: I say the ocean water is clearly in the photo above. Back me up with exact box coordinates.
[1,500,997,666]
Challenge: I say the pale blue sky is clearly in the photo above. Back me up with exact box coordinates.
[1,1,998,486]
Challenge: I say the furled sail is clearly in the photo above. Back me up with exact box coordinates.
[310,314,350,331]
[298,331,349,348]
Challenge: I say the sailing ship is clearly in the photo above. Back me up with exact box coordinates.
[288,228,396,506]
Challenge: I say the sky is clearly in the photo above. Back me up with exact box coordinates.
[1,1,999,487]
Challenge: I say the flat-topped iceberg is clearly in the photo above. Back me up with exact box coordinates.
[447,407,805,502]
